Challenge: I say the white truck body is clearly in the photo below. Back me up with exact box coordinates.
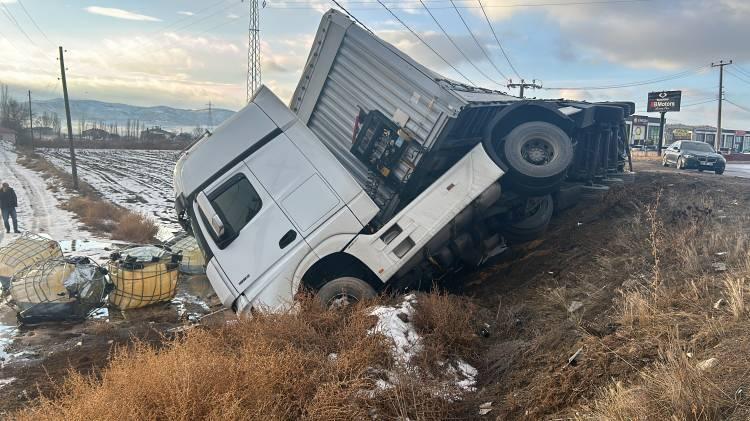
[174,10,632,313]
[174,87,503,312]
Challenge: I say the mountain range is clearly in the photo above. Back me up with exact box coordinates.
[31,98,236,131]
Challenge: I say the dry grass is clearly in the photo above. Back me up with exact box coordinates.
[112,212,159,243]
[723,277,746,321]
[577,181,750,419]
[14,298,480,420]
[64,197,158,243]
[411,291,481,362]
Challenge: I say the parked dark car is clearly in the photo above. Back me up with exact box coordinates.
[662,141,726,174]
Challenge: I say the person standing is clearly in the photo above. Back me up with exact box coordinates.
[0,183,19,233]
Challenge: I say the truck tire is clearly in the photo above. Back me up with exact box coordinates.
[316,276,376,309]
[504,194,554,243]
[503,122,574,179]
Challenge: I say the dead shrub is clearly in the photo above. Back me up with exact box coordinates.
[64,197,158,243]
[112,212,159,243]
[411,291,481,363]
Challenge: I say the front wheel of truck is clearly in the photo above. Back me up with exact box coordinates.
[317,277,376,309]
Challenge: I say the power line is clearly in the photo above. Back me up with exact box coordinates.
[268,0,657,10]
[417,0,503,87]
[725,68,750,85]
[150,0,231,35]
[542,65,709,90]
[16,0,53,45]
[373,0,477,85]
[325,0,479,102]
[725,98,750,114]
[0,1,38,47]
[476,0,520,79]
[448,0,510,81]
[732,64,750,78]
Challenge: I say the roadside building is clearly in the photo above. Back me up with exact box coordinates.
[140,126,175,142]
[625,115,663,149]
[82,128,111,141]
[0,127,16,143]
[31,127,57,141]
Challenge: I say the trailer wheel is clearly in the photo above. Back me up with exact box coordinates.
[317,276,376,309]
[504,194,554,243]
[502,122,574,180]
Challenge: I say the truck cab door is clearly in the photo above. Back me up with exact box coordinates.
[195,164,308,297]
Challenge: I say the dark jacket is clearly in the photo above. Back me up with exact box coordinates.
[0,188,18,209]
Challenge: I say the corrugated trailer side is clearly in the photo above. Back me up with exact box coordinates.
[290,10,467,191]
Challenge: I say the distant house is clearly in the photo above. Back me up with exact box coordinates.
[140,126,175,142]
[32,126,57,141]
[0,127,16,143]
[82,128,111,141]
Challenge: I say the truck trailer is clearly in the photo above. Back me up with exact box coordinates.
[173,10,633,313]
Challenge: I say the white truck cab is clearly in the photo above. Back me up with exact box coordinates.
[174,86,505,313]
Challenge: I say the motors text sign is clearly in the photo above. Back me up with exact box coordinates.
[647,91,682,112]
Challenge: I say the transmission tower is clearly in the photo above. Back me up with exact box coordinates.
[245,0,261,102]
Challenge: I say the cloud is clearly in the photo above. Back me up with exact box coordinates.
[177,11,194,16]
[84,6,162,22]
[539,0,750,70]
[227,13,240,19]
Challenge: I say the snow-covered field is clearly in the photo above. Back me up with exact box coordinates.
[39,148,181,234]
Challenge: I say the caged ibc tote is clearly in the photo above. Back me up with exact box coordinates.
[0,233,64,292]
[107,246,181,310]
[9,257,110,324]
[164,233,206,275]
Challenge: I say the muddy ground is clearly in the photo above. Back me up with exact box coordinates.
[1,160,748,418]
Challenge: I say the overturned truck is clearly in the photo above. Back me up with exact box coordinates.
[173,10,633,313]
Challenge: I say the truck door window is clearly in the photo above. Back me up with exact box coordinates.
[209,174,262,245]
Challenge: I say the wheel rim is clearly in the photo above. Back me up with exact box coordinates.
[328,292,358,309]
[520,138,554,166]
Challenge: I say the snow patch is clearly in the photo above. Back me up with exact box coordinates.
[368,294,421,363]
[368,294,478,396]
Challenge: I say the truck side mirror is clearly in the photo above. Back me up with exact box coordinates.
[196,192,225,239]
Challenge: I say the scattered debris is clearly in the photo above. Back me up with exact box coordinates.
[715,252,727,256]
[567,347,583,367]
[479,402,493,416]
[714,298,725,309]
[567,300,584,313]
[712,262,727,272]
[697,357,718,371]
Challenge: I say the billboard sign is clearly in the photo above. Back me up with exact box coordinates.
[632,125,646,141]
[647,91,682,112]
[672,128,692,140]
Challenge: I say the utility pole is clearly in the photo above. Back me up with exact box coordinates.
[27,90,33,150]
[243,0,261,102]
[712,60,732,151]
[507,79,542,98]
[207,100,213,131]
[59,46,79,190]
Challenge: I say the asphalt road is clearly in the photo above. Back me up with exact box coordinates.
[726,163,750,179]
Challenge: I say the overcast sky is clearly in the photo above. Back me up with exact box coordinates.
[1,0,749,128]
